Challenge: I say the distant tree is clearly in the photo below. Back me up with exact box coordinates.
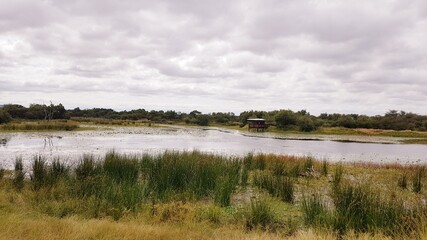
[2,104,27,118]
[0,109,12,124]
[196,114,210,126]
[297,116,318,132]
[275,110,297,129]
[164,110,178,120]
[53,103,67,119]
[337,115,356,128]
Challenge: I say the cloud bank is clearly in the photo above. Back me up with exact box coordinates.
[1,0,426,114]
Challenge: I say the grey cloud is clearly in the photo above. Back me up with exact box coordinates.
[54,59,129,78]
[1,0,427,115]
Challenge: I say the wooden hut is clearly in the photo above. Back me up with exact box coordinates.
[247,118,267,132]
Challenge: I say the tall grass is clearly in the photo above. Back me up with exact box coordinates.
[5,151,427,238]
[412,167,424,193]
[0,121,79,131]
[253,171,294,203]
[50,158,69,182]
[145,151,240,201]
[13,151,245,219]
[103,152,139,184]
[332,164,344,189]
[245,199,277,231]
[331,183,421,236]
[321,160,328,176]
[301,193,329,227]
[13,157,25,190]
[398,172,408,189]
[0,167,4,180]
[214,176,235,207]
[31,155,47,191]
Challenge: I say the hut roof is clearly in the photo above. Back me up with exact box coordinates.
[247,118,266,121]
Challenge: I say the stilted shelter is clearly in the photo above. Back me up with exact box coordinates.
[247,118,267,132]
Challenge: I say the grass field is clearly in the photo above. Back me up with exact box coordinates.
[1,151,427,239]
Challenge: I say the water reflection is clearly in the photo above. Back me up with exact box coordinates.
[43,136,54,150]
[0,137,10,147]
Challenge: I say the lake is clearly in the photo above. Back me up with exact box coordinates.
[1,125,427,169]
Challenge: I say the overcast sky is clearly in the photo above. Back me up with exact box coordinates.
[0,0,426,115]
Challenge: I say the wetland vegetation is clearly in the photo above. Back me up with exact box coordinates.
[1,151,427,239]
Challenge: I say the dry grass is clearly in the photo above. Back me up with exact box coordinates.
[0,210,403,240]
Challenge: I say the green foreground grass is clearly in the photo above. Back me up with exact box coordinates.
[2,151,427,239]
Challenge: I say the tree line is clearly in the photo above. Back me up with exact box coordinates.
[1,103,427,132]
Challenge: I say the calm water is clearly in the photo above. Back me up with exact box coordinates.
[1,126,427,169]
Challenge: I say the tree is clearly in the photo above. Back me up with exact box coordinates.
[298,116,318,132]
[196,114,210,126]
[275,110,297,129]
[0,109,12,124]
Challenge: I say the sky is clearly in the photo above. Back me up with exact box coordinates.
[0,0,426,115]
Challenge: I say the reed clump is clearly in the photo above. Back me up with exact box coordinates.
[398,172,408,189]
[13,157,25,191]
[301,193,330,227]
[302,182,425,238]
[412,166,424,193]
[245,199,278,231]
[253,171,294,203]
[0,167,4,180]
